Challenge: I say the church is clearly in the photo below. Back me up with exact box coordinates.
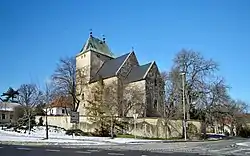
[76,32,165,117]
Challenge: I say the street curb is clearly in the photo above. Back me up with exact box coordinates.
[126,140,219,144]
[0,141,111,146]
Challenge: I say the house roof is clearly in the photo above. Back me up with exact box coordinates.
[0,102,20,112]
[124,62,152,83]
[49,96,72,108]
[90,52,130,82]
[80,36,115,58]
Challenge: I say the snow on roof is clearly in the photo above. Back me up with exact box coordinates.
[0,102,21,112]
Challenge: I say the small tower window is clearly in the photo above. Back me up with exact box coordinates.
[2,114,6,120]
[82,93,84,100]
[154,100,157,109]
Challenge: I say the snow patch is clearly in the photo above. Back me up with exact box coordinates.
[0,126,162,144]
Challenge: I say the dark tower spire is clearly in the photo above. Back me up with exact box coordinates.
[89,29,93,37]
[102,34,106,43]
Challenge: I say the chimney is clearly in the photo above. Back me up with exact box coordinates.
[102,35,106,43]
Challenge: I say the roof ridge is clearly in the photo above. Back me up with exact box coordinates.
[80,35,115,58]
[115,52,133,75]
[143,61,155,79]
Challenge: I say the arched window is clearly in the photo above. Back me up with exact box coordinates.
[82,93,84,100]
[154,78,157,86]
[154,100,157,108]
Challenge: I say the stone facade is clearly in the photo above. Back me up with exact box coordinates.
[145,62,165,117]
[76,35,164,117]
[116,52,139,78]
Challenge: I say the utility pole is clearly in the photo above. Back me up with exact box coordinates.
[28,109,31,135]
[181,72,187,141]
[45,104,49,139]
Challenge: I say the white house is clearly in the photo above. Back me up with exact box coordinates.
[44,96,72,116]
[0,102,20,124]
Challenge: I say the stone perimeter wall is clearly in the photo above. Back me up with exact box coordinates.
[35,116,202,139]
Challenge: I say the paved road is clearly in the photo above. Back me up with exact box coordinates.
[1,138,250,155]
[55,138,250,155]
[0,144,208,156]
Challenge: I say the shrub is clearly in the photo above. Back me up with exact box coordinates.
[187,122,198,139]
[65,129,89,136]
[38,117,44,126]
[237,126,250,138]
[92,126,110,137]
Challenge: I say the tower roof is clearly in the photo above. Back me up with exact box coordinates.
[80,36,115,58]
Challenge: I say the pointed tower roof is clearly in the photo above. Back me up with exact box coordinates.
[80,33,115,58]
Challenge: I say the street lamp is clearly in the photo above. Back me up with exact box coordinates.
[180,72,187,141]
[44,103,49,139]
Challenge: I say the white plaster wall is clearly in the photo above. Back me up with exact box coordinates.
[0,111,13,123]
[44,107,71,116]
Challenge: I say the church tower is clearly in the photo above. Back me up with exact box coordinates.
[76,31,114,115]
[76,31,115,82]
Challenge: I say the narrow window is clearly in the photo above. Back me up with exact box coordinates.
[2,114,6,120]
[62,109,65,114]
[154,100,157,108]
[154,79,157,86]
[82,93,84,100]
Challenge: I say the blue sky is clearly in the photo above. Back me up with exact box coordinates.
[0,0,250,103]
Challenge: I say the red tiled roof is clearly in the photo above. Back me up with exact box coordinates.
[49,96,72,108]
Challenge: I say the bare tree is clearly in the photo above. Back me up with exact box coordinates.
[122,84,145,117]
[85,78,116,137]
[41,81,57,139]
[52,57,87,112]
[86,79,119,119]
[161,69,183,119]
[86,79,105,122]
[170,49,219,119]
[223,99,248,136]
[18,83,42,134]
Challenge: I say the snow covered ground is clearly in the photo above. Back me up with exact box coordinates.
[236,141,250,147]
[0,126,162,145]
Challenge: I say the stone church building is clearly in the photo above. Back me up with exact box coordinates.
[76,32,165,117]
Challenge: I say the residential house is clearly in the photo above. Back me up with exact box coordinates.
[0,102,20,124]
[44,96,72,116]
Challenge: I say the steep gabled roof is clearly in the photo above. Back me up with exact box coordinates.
[80,36,115,58]
[90,53,130,82]
[124,62,152,83]
[49,96,72,108]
